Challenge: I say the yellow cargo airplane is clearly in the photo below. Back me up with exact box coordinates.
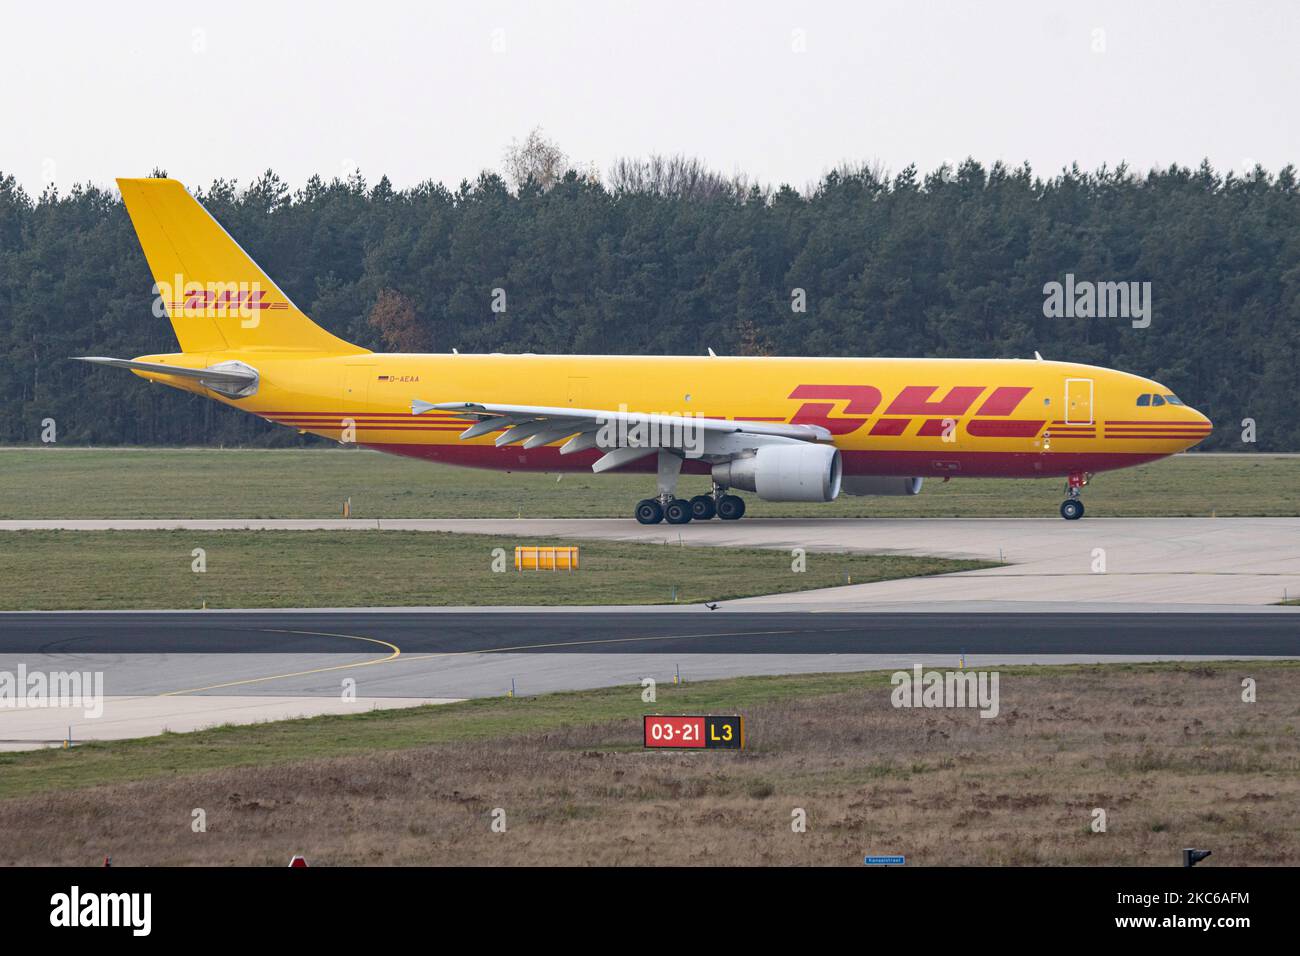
[78,178,1212,523]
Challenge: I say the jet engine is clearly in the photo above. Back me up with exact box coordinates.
[839,476,925,496]
[711,444,842,502]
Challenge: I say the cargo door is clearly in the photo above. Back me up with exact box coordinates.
[1065,378,1094,425]
[343,364,373,411]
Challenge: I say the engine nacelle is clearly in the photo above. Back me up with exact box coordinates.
[840,476,925,496]
[712,444,842,502]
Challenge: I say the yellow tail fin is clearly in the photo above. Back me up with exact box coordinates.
[117,177,366,355]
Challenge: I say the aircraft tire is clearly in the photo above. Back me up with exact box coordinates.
[635,499,664,524]
[690,495,717,520]
[664,499,693,524]
[1060,499,1085,520]
[717,494,746,520]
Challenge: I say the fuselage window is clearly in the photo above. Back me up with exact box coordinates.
[1150,394,1166,406]
[1136,394,1151,406]
[1164,394,1185,406]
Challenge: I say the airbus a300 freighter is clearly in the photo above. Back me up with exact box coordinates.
[80,178,1213,524]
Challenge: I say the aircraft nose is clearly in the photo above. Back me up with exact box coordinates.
[1182,406,1213,448]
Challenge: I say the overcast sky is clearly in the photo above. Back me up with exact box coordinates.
[3,0,1296,196]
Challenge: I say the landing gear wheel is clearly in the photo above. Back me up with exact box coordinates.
[717,494,746,521]
[689,494,717,520]
[635,499,664,524]
[664,498,693,524]
[1060,499,1085,520]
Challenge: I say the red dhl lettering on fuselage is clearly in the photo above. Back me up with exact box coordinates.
[264,384,1049,441]
[788,385,1043,438]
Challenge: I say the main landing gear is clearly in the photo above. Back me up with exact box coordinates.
[1059,472,1089,520]
[634,486,746,524]
[634,453,747,524]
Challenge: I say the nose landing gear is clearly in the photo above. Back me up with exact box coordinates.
[1059,472,1090,520]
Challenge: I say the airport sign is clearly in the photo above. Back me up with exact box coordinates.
[643,714,745,749]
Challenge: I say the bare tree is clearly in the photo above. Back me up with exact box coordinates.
[503,127,570,192]
[608,154,744,201]
[804,158,889,197]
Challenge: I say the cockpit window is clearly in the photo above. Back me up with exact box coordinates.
[1150,394,1166,406]
[1136,394,1151,406]
[1164,394,1185,406]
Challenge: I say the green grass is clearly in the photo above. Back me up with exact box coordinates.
[0,671,883,799]
[0,530,991,610]
[5,660,1289,801]
[0,448,1296,519]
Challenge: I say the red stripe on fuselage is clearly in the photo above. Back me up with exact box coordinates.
[966,419,1045,438]
[362,442,1169,479]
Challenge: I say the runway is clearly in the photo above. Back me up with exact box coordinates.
[2,607,1295,750]
[6,609,1299,656]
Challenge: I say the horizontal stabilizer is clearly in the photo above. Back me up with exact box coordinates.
[74,356,259,397]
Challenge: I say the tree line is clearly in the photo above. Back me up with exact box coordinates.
[0,150,1297,451]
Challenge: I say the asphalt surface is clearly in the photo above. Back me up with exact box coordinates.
[3,608,1294,746]
[3,610,1296,656]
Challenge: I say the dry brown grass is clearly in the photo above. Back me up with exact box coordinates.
[3,662,1297,866]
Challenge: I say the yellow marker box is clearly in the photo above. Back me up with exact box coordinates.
[514,546,580,571]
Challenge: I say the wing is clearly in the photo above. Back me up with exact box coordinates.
[413,400,831,471]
